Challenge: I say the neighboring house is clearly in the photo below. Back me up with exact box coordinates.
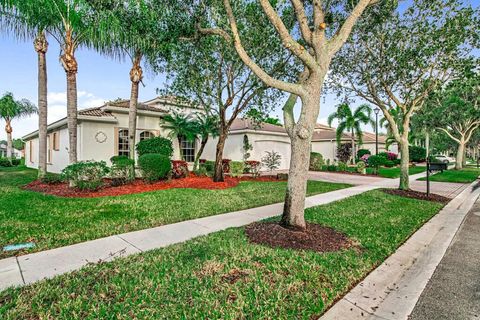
[23,96,395,173]
[0,142,23,159]
[311,123,396,160]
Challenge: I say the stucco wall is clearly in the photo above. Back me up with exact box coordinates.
[25,126,70,173]
[201,131,291,170]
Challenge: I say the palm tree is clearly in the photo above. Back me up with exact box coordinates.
[327,103,373,164]
[87,0,159,162]
[0,1,51,177]
[192,113,219,171]
[0,93,37,161]
[162,112,198,160]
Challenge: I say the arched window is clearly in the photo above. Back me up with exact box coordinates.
[118,129,129,157]
[140,131,155,141]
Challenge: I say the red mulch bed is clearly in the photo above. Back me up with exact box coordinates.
[23,175,285,198]
[382,189,450,204]
[245,222,357,253]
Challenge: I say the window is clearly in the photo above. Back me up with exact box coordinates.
[140,131,154,141]
[118,129,130,157]
[52,132,60,150]
[180,136,196,162]
[29,141,33,163]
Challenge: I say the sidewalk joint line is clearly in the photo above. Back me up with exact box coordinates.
[115,235,144,253]
[15,257,25,285]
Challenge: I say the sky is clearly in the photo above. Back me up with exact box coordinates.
[0,0,477,141]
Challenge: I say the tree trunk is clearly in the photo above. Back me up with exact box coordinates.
[5,121,12,160]
[193,136,208,171]
[399,139,410,190]
[128,51,143,164]
[351,129,356,164]
[456,142,465,170]
[280,134,311,230]
[66,71,78,164]
[35,31,48,178]
[213,133,227,182]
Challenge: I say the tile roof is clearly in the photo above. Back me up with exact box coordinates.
[106,99,168,113]
[78,107,114,118]
[229,118,287,133]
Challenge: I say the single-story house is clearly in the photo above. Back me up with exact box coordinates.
[22,97,294,173]
[0,142,23,159]
[23,96,394,173]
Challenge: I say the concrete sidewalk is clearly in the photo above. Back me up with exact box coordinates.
[409,197,480,320]
[0,183,379,291]
[0,171,452,292]
[320,179,480,320]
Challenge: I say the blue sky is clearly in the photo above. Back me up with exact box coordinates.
[0,0,478,141]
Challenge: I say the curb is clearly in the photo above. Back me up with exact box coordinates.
[320,179,480,320]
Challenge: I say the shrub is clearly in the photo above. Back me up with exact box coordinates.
[394,159,401,165]
[230,161,245,177]
[138,154,171,182]
[309,152,324,171]
[384,160,395,167]
[0,158,12,167]
[245,160,261,178]
[336,143,352,163]
[11,158,21,166]
[222,159,231,173]
[171,160,189,179]
[357,149,371,159]
[194,166,208,177]
[360,154,371,162]
[262,151,282,172]
[367,155,386,174]
[203,160,215,174]
[356,161,366,174]
[409,146,426,163]
[321,165,328,171]
[136,137,173,158]
[62,161,110,190]
[199,159,207,164]
[379,151,398,161]
[110,156,135,186]
[337,161,347,172]
[327,165,337,172]
[41,172,64,184]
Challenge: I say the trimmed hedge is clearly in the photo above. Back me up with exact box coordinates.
[138,154,171,182]
[309,152,324,171]
[357,149,371,159]
[136,137,173,158]
[62,161,110,190]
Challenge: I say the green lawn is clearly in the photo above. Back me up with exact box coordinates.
[0,190,443,319]
[0,167,350,258]
[345,166,426,178]
[418,167,480,183]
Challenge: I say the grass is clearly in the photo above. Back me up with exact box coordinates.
[345,165,426,178]
[0,190,444,319]
[0,167,350,258]
[418,167,480,183]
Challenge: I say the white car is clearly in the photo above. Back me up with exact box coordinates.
[432,155,455,164]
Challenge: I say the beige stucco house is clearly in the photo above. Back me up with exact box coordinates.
[22,97,295,173]
[23,96,394,173]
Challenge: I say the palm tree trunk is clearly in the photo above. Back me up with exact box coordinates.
[5,120,13,160]
[66,71,78,164]
[128,51,143,163]
[60,30,78,165]
[193,136,208,171]
[351,128,356,165]
[35,31,48,178]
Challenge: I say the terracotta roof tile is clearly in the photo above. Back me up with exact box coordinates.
[78,107,114,117]
[229,118,286,133]
[107,99,167,113]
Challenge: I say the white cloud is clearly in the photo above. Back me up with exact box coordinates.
[0,91,106,140]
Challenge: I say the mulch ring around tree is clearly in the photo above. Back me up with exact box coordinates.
[381,189,450,204]
[245,222,358,253]
[23,175,286,198]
